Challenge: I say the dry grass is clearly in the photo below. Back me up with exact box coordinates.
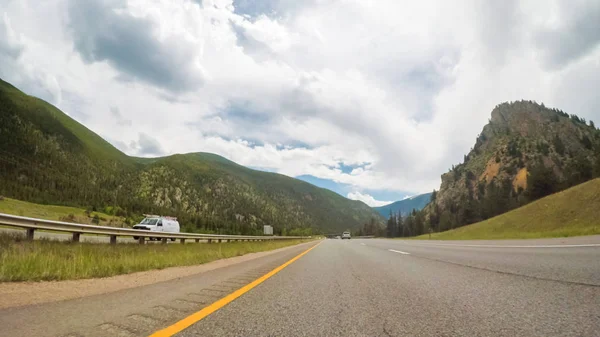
[512,167,528,191]
[479,159,500,183]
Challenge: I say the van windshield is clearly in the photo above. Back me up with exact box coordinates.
[140,218,159,226]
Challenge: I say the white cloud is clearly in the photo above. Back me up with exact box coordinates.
[346,191,393,207]
[1,0,599,195]
[0,11,62,105]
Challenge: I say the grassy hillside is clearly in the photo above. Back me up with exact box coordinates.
[418,178,600,240]
[0,78,382,235]
[0,197,125,227]
[373,192,432,217]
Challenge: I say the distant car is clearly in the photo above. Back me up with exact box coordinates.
[342,231,351,239]
[336,235,341,239]
[132,215,180,241]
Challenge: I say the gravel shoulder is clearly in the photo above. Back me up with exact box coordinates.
[0,241,315,309]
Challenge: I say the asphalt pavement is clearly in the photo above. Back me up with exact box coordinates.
[1,237,599,337]
[180,237,600,337]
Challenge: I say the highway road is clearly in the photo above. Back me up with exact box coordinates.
[1,237,599,337]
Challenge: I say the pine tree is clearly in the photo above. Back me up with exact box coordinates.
[581,135,593,150]
[414,210,425,236]
[396,212,403,237]
[429,203,440,232]
[566,153,593,186]
[527,163,558,199]
[594,155,600,178]
[404,213,413,237]
[386,211,394,238]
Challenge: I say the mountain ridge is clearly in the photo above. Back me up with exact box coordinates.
[373,192,432,217]
[0,78,383,235]
[423,100,600,233]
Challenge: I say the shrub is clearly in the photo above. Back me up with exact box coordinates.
[59,213,77,223]
[581,135,592,150]
[553,135,565,155]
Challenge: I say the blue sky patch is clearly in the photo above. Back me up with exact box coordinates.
[295,174,410,203]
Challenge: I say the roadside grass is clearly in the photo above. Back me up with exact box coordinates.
[0,197,125,227]
[415,178,600,240]
[0,233,309,282]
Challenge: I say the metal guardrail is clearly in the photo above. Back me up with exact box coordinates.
[0,213,306,244]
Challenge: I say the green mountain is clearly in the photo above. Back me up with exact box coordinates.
[373,192,432,217]
[0,78,382,235]
[424,100,600,233]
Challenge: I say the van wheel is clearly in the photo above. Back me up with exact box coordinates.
[133,236,139,240]
[171,238,176,242]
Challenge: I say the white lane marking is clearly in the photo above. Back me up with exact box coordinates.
[399,242,600,248]
[360,243,366,246]
[389,249,410,255]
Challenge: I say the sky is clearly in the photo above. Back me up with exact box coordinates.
[1,0,599,206]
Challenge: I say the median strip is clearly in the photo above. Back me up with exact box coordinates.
[389,249,410,255]
[149,240,323,337]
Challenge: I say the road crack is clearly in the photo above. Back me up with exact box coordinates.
[382,319,395,337]
[410,254,600,288]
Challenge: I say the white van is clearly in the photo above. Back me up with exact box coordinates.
[132,215,180,241]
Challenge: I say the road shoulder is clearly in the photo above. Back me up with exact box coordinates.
[0,241,316,309]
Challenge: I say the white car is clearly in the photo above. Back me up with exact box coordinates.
[132,215,180,241]
[342,231,351,239]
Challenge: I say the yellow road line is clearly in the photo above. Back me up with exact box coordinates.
[149,240,323,337]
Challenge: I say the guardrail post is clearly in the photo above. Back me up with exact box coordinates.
[110,235,117,245]
[26,228,35,241]
[161,238,167,244]
[218,239,222,243]
[72,233,80,243]
[180,238,185,244]
[195,238,200,243]
[207,239,211,244]
[138,237,145,244]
